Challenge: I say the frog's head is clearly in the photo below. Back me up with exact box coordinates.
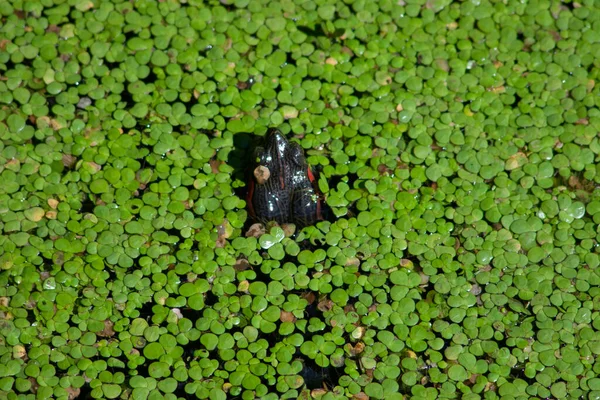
[247,128,321,227]
[261,128,289,165]
[253,128,305,189]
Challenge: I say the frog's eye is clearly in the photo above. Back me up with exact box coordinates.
[253,146,265,163]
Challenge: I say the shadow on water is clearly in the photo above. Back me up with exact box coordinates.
[229,132,256,234]
[299,357,345,390]
[296,24,327,38]
[229,131,255,191]
[296,24,345,41]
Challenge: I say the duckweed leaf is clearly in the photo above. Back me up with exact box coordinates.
[2,0,600,399]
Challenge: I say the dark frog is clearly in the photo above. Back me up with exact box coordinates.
[247,128,322,227]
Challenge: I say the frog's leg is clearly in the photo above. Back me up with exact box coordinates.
[253,186,291,224]
[291,184,320,227]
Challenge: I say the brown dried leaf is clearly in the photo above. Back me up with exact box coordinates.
[46,24,61,33]
[245,223,266,238]
[352,326,366,340]
[353,342,365,355]
[234,258,250,271]
[317,299,334,313]
[78,1,94,11]
[62,154,77,169]
[345,257,360,267]
[343,304,355,314]
[302,291,316,305]
[283,107,298,119]
[311,389,328,397]
[352,393,369,400]
[280,311,296,323]
[238,280,250,292]
[5,158,20,170]
[488,85,505,93]
[97,320,115,337]
[281,223,296,237]
[13,345,27,359]
[86,161,102,173]
[470,283,482,296]
[210,159,223,174]
[29,378,39,393]
[66,387,81,400]
[49,118,64,130]
[505,152,528,171]
[215,219,232,248]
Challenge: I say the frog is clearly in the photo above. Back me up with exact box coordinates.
[246,128,322,227]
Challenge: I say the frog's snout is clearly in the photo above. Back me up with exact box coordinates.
[266,128,289,154]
